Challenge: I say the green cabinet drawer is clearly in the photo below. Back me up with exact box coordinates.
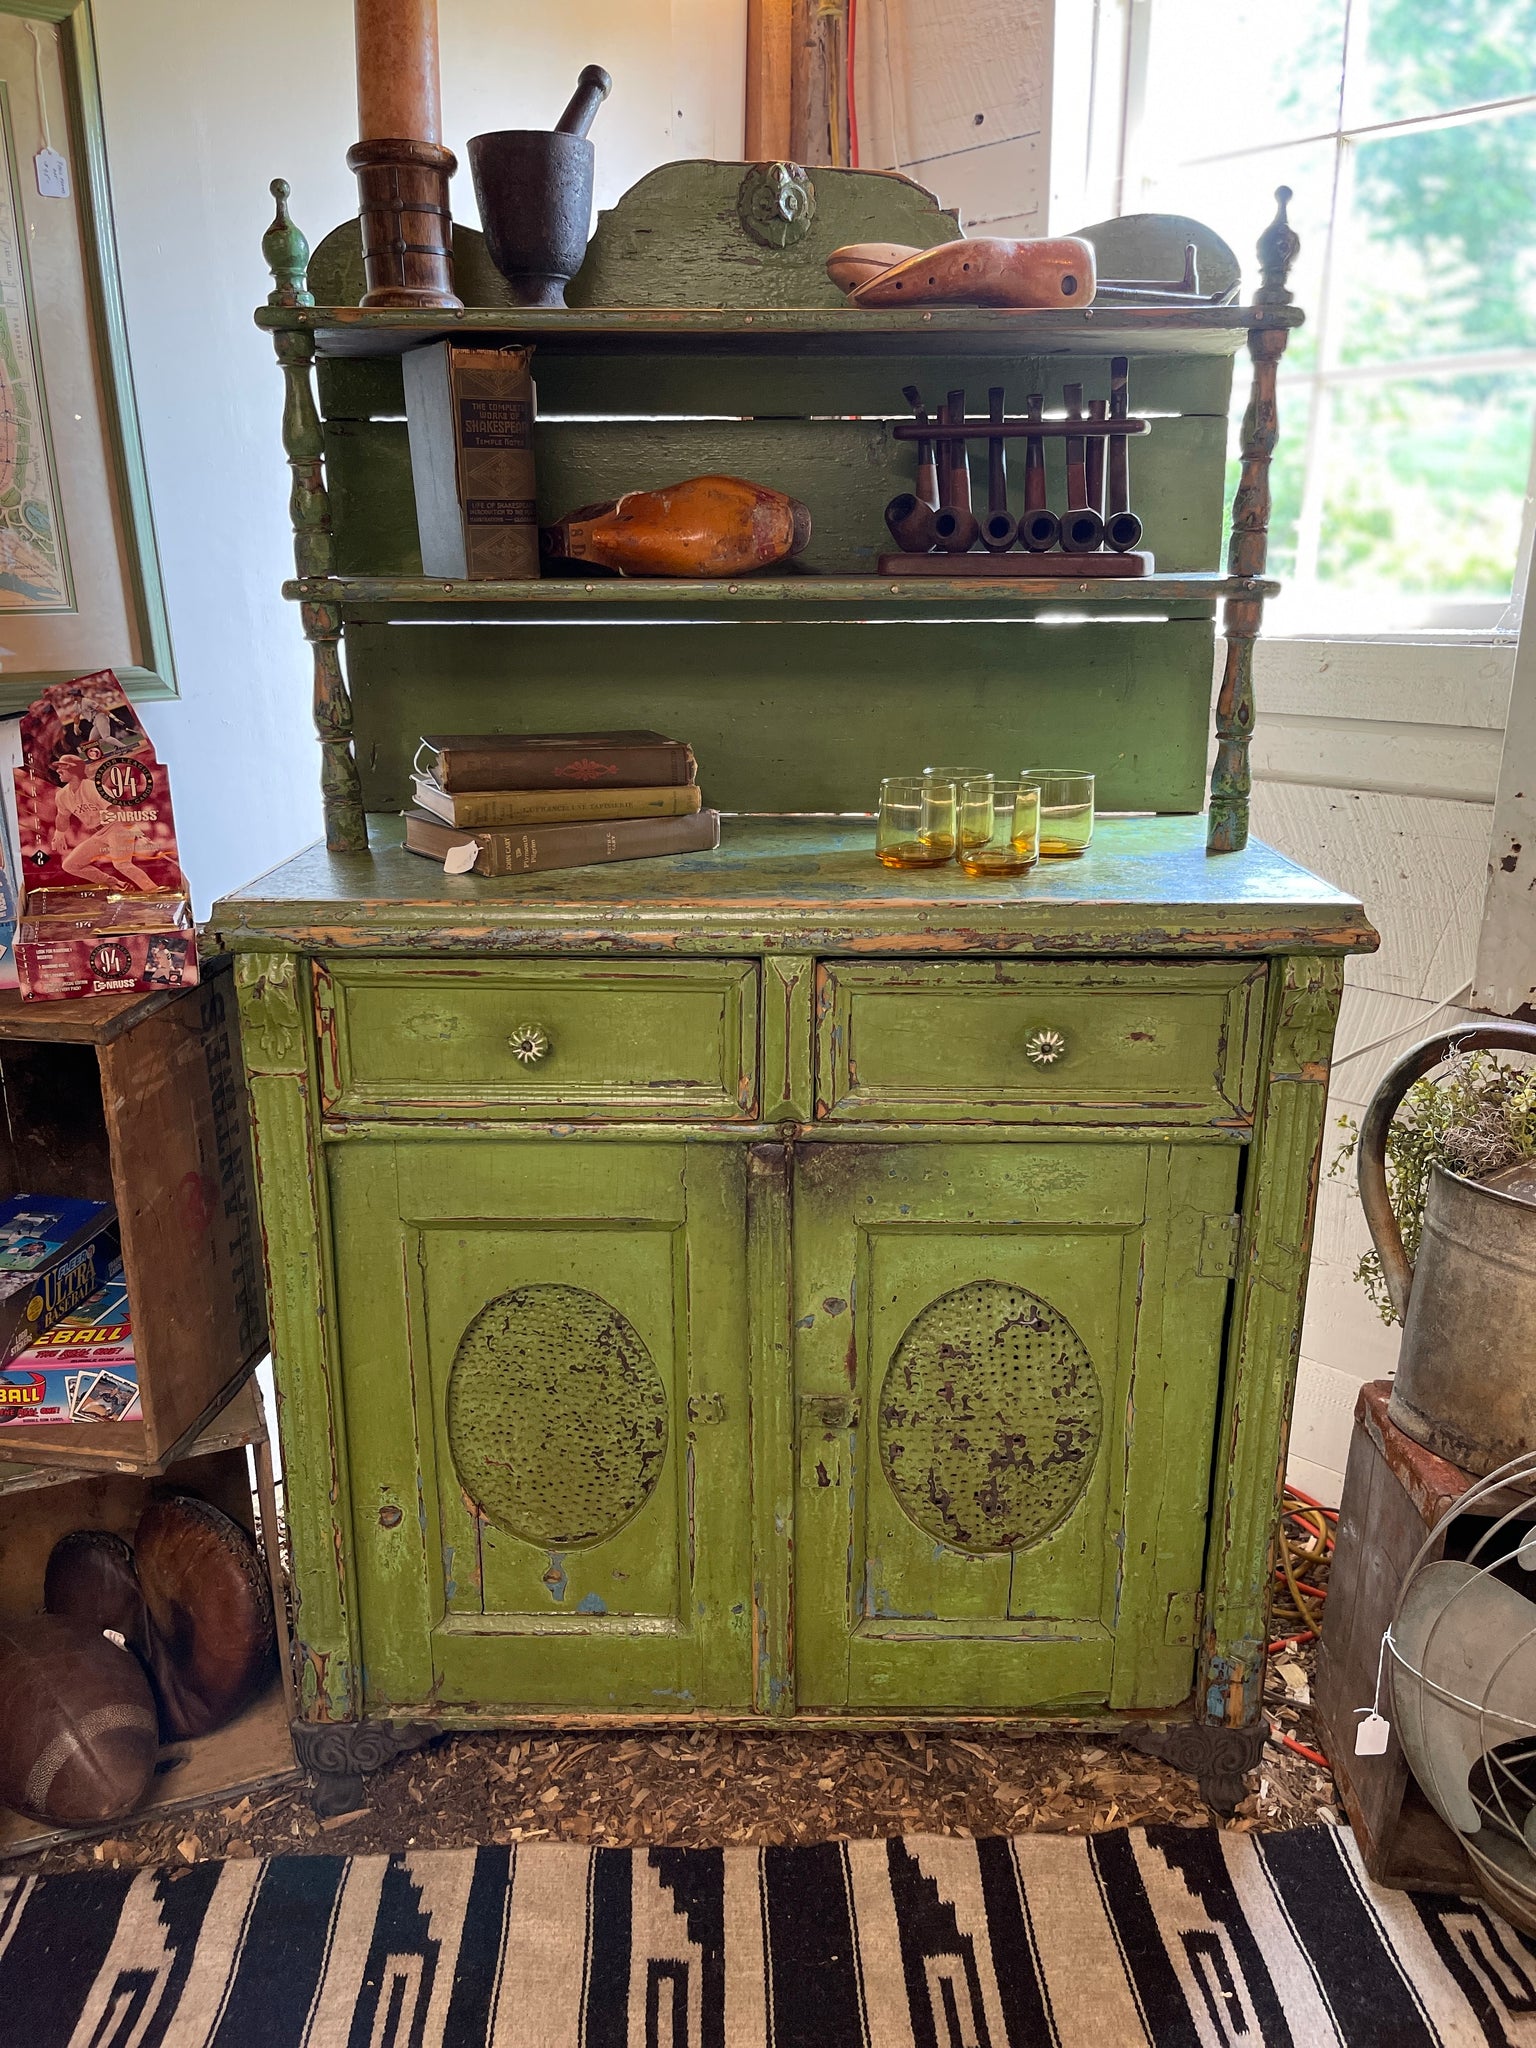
[314,959,759,1120]
[814,961,1266,1125]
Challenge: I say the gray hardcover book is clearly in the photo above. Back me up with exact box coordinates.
[402,342,540,580]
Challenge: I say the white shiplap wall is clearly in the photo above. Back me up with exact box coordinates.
[1248,639,1515,1502]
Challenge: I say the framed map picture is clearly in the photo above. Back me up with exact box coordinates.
[0,2,172,704]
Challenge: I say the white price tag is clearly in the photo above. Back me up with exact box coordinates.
[34,147,68,198]
[1355,1711,1390,1756]
[442,840,478,875]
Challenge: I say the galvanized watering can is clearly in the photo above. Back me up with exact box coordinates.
[1359,1022,1536,1476]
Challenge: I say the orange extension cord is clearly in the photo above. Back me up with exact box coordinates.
[1268,1483,1337,1769]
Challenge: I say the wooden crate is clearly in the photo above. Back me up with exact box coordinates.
[0,1376,297,1855]
[0,959,266,1471]
[1316,1380,1483,1892]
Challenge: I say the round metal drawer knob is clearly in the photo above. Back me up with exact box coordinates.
[1024,1028,1067,1068]
[509,1024,551,1065]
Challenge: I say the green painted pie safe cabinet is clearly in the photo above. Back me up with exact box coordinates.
[213,162,1377,1810]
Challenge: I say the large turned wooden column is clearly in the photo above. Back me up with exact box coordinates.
[348,0,462,309]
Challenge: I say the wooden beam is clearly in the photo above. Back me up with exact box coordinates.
[745,0,793,160]
[790,0,850,168]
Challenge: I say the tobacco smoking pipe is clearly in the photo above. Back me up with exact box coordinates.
[1106,355,1143,551]
[901,385,940,509]
[1019,394,1059,551]
[982,385,1017,552]
[884,492,939,551]
[933,389,979,553]
[1085,399,1108,517]
[555,65,612,139]
[1059,381,1104,554]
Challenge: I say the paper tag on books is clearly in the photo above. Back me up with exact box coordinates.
[34,148,68,198]
[1355,1712,1390,1756]
[442,840,478,875]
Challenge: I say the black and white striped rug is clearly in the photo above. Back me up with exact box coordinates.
[1,1824,1529,2046]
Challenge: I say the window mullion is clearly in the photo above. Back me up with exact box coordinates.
[1285,133,1349,597]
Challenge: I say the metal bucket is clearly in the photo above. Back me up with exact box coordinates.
[1359,1023,1536,1475]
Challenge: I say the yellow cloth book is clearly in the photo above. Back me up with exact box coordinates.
[410,776,704,829]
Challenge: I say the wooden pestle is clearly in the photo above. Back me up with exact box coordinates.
[355,0,443,141]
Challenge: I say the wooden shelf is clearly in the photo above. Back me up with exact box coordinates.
[284,571,1274,615]
[257,302,1302,361]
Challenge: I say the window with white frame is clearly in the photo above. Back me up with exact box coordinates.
[1120,0,1536,639]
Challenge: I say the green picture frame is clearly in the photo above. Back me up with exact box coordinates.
[0,0,172,706]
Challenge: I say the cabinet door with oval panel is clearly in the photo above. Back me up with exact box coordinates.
[328,1138,752,1713]
[791,1140,1240,1713]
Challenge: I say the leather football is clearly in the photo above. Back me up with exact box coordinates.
[135,1495,275,1740]
[0,1615,158,1824]
[43,1530,151,1659]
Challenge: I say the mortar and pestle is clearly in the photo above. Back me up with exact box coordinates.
[469,65,611,307]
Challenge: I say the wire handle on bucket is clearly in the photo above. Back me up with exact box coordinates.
[1357,1022,1536,1322]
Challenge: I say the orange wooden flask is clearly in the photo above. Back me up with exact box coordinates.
[542,475,812,578]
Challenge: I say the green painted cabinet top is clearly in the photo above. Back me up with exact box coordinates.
[211,814,1375,960]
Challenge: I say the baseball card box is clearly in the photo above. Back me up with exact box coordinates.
[15,889,197,1001]
[0,1262,137,1426]
[0,1196,119,1364]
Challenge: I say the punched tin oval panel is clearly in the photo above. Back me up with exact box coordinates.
[878,1279,1103,1554]
[446,1284,669,1548]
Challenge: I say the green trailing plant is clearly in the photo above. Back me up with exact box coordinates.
[1333,1048,1536,1324]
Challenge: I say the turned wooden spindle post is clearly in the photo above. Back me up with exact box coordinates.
[348,0,462,309]
[1208,187,1299,854]
[265,182,368,854]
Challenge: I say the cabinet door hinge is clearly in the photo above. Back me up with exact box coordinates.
[1198,1213,1241,1279]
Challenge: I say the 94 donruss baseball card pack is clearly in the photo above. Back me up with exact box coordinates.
[12,670,198,1001]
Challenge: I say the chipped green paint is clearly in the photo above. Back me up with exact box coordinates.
[237,165,1373,1747]
[210,815,1375,963]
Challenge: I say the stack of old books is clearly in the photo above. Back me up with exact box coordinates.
[404,730,720,877]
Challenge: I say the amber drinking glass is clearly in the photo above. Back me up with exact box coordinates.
[877,776,956,868]
[1025,769,1095,857]
[925,766,992,853]
[957,778,1039,877]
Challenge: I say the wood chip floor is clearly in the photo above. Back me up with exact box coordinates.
[12,1647,1334,1875]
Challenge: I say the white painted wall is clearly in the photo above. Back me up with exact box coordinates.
[87,0,745,916]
